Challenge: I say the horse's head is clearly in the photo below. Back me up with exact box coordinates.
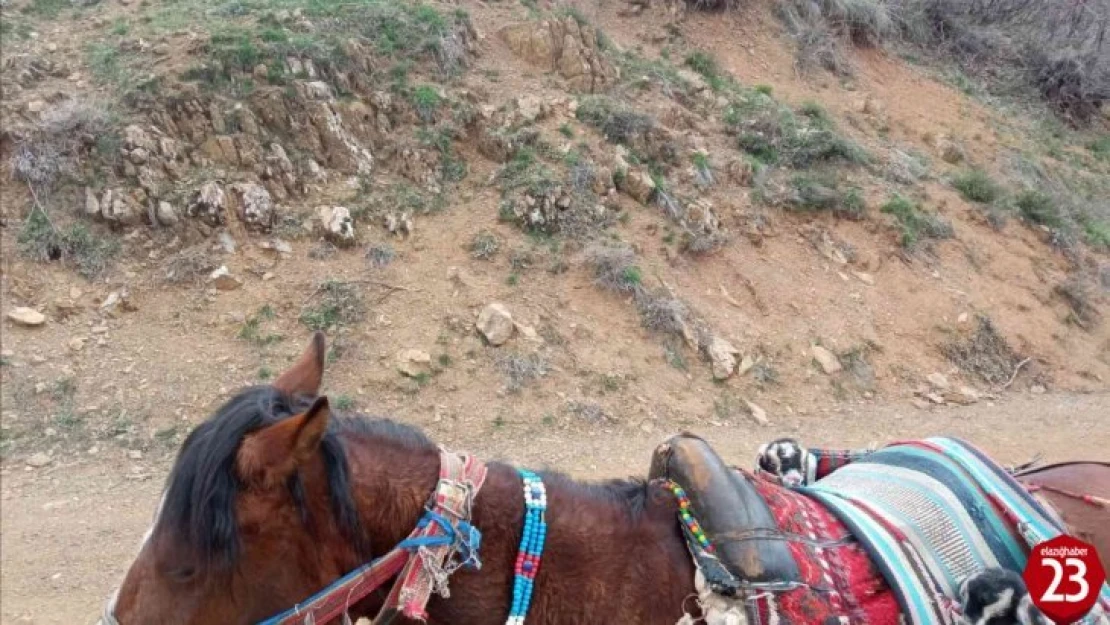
[105,332,385,624]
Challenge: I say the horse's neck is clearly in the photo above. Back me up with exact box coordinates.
[425,464,697,624]
[341,441,695,624]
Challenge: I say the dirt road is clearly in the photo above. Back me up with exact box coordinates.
[2,391,1107,625]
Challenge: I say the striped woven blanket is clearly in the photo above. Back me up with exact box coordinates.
[800,437,1110,625]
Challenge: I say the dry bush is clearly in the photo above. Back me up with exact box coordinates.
[161,246,219,284]
[1055,278,1103,331]
[497,352,550,392]
[777,0,1110,120]
[942,315,1022,386]
[586,244,644,295]
[9,100,114,191]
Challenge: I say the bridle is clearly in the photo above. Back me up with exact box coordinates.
[101,447,488,625]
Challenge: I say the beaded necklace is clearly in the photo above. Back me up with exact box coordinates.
[663,480,715,554]
[506,469,547,625]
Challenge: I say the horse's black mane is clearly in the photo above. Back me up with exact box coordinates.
[160,385,654,569]
[159,386,432,568]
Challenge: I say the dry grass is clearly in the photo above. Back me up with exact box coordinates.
[776,0,1110,120]
[9,100,115,191]
[300,280,364,331]
[585,244,643,295]
[942,315,1022,386]
[497,352,550,392]
[469,230,501,260]
[1055,279,1103,331]
[160,246,219,284]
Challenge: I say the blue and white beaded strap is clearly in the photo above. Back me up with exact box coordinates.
[506,469,547,625]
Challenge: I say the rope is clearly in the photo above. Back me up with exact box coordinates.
[1025,483,1110,508]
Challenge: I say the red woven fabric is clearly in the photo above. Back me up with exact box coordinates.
[747,470,903,625]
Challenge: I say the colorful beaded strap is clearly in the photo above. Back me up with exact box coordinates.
[506,469,547,625]
[663,480,715,554]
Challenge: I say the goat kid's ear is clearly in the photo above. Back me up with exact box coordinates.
[273,331,326,398]
[237,396,330,488]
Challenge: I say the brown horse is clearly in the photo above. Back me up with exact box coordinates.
[104,333,1109,625]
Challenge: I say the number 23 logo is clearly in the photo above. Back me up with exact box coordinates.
[1042,558,1091,603]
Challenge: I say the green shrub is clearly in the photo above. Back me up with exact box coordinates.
[576,96,655,146]
[785,175,865,219]
[1088,136,1110,162]
[411,84,441,123]
[1014,190,1062,228]
[1081,218,1110,250]
[730,96,865,168]
[684,51,726,91]
[881,195,954,248]
[18,208,118,279]
[953,169,1002,203]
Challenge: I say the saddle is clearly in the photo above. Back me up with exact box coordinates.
[649,432,801,595]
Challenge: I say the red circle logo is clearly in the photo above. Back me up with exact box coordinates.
[1023,535,1105,624]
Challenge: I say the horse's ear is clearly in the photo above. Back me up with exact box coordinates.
[237,396,331,488]
[273,331,326,398]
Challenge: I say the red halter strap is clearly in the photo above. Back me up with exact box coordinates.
[258,448,488,625]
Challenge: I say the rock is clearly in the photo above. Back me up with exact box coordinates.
[208,266,243,291]
[155,201,178,227]
[707,336,739,380]
[315,206,356,245]
[228,182,275,231]
[100,288,137,313]
[957,312,969,324]
[1030,384,1046,395]
[385,212,414,238]
[911,398,931,410]
[187,181,226,226]
[476,303,514,346]
[925,392,946,405]
[499,17,617,93]
[53,299,80,319]
[129,147,149,165]
[926,372,950,391]
[100,291,120,311]
[945,386,980,406]
[26,452,51,468]
[68,337,87,352]
[853,271,875,286]
[307,101,373,175]
[84,187,100,219]
[26,99,46,114]
[127,449,143,460]
[737,354,755,376]
[101,191,142,226]
[397,349,432,377]
[515,95,546,123]
[217,231,237,254]
[592,165,614,195]
[620,168,656,204]
[811,345,842,375]
[744,399,769,426]
[123,124,156,154]
[516,323,542,343]
[7,307,46,327]
[303,80,333,100]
